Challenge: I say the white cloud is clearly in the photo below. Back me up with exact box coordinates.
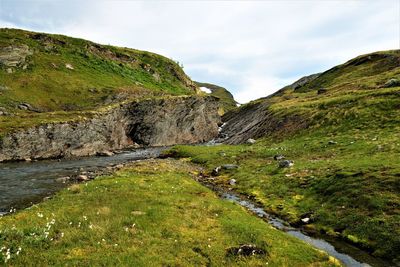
[0,0,399,103]
[235,76,293,104]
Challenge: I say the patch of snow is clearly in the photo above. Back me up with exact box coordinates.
[199,87,212,94]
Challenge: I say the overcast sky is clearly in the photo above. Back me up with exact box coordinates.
[1,0,399,103]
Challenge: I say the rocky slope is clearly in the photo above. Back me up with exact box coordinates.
[221,50,400,143]
[0,96,220,162]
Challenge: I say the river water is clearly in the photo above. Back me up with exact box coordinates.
[0,148,394,267]
[0,147,166,215]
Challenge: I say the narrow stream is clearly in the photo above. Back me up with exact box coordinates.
[0,150,394,267]
[218,191,393,267]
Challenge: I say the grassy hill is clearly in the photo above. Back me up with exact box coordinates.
[169,50,400,263]
[195,81,237,113]
[0,28,198,134]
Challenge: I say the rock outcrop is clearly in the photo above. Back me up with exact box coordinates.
[0,44,33,68]
[0,96,220,161]
[219,100,308,144]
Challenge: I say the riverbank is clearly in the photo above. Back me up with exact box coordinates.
[166,127,400,265]
[0,159,337,266]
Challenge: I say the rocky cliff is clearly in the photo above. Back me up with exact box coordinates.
[0,96,220,161]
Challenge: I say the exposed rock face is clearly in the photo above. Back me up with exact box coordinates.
[220,101,308,144]
[127,97,220,146]
[0,96,220,161]
[0,44,33,68]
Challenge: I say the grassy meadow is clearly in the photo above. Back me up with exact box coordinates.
[0,159,338,266]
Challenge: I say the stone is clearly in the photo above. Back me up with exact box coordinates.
[6,68,13,74]
[65,63,74,70]
[222,164,239,170]
[77,175,89,181]
[56,176,70,183]
[229,179,236,185]
[17,103,33,111]
[383,78,400,88]
[226,244,267,257]
[279,160,294,168]
[97,151,114,157]
[301,217,310,224]
[246,138,256,144]
[212,166,221,176]
[328,140,337,145]
[273,154,285,161]
[0,107,9,116]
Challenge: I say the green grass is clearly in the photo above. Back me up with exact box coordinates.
[167,125,400,261]
[0,28,197,133]
[166,50,400,263]
[0,159,337,266]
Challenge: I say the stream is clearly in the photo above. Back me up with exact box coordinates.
[217,190,393,267]
[0,147,167,215]
[0,148,394,266]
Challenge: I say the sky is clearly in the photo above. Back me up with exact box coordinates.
[0,0,399,103]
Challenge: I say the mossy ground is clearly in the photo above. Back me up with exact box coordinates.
[168,123,400,261]
[0,159,337,266]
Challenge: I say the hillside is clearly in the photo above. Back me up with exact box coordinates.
[170,50,400,263]
[221,50,400,143]
[0,28,199,134]
[195,81,237,113]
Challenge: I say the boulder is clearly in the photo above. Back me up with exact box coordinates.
[279,160,294,168]
[383,78,400,88]
[246,138,256,144]
[212,166,221,176]
[222,164,239,170]
[273,154,285,161]
[18,103,32,110]
[328,140,337,145]
[76,175,89,181]
[56,176,70,183]
[229,179,236,185]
